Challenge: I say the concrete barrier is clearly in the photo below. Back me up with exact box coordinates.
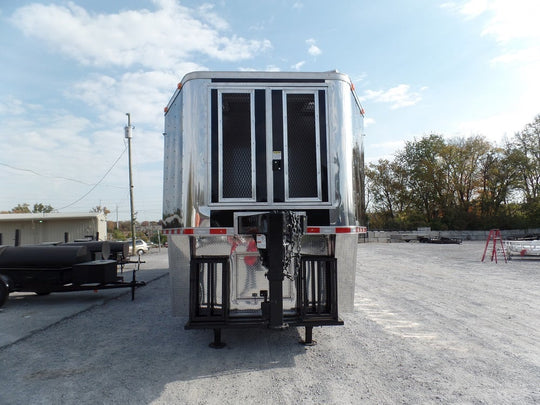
[365,228,540,243]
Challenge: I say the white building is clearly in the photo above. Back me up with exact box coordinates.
[0,213,107,245]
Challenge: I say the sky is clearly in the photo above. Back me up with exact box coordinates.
[0,0,539,221]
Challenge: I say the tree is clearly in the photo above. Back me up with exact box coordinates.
[367,159,408,219]
[9,202,55,213]
[512,114,540,202]
[477,147,520,218]
[91,205,111,216]
[443,137,490,209]
[10,203,31,213]
[508,115,540,227]
[438,136,492,228]
[33,203,54,213]
[398,134,447,224]
[363,114,540,230]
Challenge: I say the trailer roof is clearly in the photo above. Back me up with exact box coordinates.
[180,70,351,85]
[164,70,354,114]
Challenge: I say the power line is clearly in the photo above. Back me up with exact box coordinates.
[0,161,125,189]
[57,146,127,211]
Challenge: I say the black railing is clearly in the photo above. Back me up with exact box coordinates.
[297,256,338,319]
[189,256,230,323]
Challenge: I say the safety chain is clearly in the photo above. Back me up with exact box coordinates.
[283,211,304,280]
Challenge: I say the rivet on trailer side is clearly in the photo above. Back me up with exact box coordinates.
[162,71,366,347]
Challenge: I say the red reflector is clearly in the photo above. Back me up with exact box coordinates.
[307,227,320,233]
[335,227,351,233]
[210,228,226,234]
[164,106,168,113]
[177,82,182,89]
[183,229,194,234]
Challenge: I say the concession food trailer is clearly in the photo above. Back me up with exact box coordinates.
[162,71,366,346]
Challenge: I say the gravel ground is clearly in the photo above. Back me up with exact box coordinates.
[0,242,538,404]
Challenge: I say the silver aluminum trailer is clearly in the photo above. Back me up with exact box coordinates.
[163,71,366,346]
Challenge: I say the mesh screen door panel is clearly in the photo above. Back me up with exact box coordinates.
[285,93,320,199]
[221,93,254,200]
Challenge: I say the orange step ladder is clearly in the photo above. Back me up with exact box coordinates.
[481,229,507,263]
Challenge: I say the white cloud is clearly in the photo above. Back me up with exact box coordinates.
[447,1,540,67]
[456,110,538,142]
[195,3,230,31]
[491,47,540,65]
[364,140,407,164]
[0,96,37,116]
[306,39,322,56]
[67,69,202,170]
[0,102,161,214]
[364,117,376,127]
[458,0,489,18]
[291,61,305,71]
[460,0,540,43]
[361,84,425,109]
[10,1,271,69]
[70,69,190,127]
[0,108,121,191]
[441,0,540,144]
[3,1,278,218]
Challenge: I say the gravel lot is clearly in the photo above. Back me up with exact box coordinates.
[0,242,538,404]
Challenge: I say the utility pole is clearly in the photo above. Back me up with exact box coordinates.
[125,113,136,256]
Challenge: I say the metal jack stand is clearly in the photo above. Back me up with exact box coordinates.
[300,326,317,346]
[210,328,226,349]
[130,256,146,301]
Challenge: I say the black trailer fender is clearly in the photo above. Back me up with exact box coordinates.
[0,274,12,308]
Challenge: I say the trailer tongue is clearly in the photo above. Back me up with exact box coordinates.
[163,71,366,346]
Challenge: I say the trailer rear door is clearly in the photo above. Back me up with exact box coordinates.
[211,87,328,205]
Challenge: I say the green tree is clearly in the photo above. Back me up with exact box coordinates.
[364,114,540,230]
[33,203,54,213]
[438,136,492,228]
[110,228,125,241]
[9,203,55,214]
[512,114,540,202]
[91,205,111,216]
[477,147,520,221]
[510,115,540,226]
[366,159,409,226]
[10,203,31,213]
[398,134,447,224]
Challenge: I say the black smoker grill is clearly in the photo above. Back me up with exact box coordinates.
[0,244,145,308]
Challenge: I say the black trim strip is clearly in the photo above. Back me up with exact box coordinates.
[212,78,325,84]
[211,89,219,203]
[255,90,267,202]
[318,90,328,202]
[272,90,284,202]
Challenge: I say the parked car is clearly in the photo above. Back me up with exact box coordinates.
[127,239,149,255]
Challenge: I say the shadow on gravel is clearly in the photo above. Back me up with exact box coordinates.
[0,274,311,404]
